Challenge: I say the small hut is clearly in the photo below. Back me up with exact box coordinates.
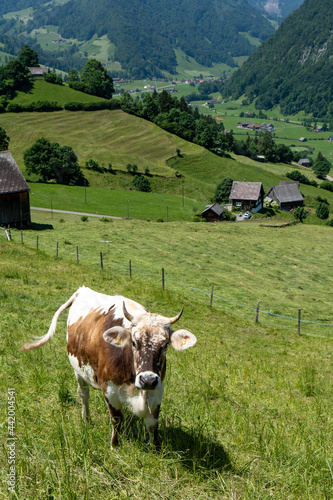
[0,151,31,227]
[200,203,224,222]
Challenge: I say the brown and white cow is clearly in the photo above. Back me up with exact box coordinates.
[20,286,197,447]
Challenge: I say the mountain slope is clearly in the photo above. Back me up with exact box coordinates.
[1,0,275,78]
[223,0,333,118]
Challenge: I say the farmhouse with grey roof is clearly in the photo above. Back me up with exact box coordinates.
[0,151,31,227]
[266,181,304,211]
[229,181,264,213]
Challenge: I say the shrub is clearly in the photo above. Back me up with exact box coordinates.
[316,203,330,220]
[293,206,307,222]
[100,217,112,223]
[81,216,88,222]
[85,159,106,173]
[326,219,333,226]
[320,181,333,192]
[132,175,151,192]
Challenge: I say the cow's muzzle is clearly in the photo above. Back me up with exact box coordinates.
[135,371,160,390]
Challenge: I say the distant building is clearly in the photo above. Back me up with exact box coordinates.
[28,66,50,77]
[299,137,307,142]
[266,181,304,211]
[298,158,311,168]
[229,181,264,213]
[199,203,224,222]
[0,151,31,227]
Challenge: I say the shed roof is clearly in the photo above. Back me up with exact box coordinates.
[0,151,30,194]
[201,202,224,216]
[28,66,49,75]
[267,182,303,204]
[229,181,263,201]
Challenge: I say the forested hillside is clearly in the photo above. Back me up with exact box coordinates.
[0,0,274,78]
[223,0,333,119]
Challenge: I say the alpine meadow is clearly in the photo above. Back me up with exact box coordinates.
[2,0,333,498]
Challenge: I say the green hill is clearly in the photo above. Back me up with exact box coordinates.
[223,0,333,119]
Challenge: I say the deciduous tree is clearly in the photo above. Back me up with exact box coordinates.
[24,137,85,185]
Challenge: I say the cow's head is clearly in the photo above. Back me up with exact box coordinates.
[103,303,197,390]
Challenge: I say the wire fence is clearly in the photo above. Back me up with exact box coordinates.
[6,230,333,336]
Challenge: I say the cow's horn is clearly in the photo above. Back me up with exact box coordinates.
[169,307,184,324]
[123,301,134,322]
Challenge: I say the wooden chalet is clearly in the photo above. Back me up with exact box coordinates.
[229,181,264,213]
[200,203,224,222]
[0,151,31,227]
[266,181,304,211]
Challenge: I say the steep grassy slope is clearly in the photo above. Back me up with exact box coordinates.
[1,216,333,498]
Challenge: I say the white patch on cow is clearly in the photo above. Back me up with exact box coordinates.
[68,353,100,390]
[104,382,164,417]
[130,385,164,417]
[67,286,146,327]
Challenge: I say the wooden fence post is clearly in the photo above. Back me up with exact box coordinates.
[129,260,132,279]
[100,251,103,270]
[298,308,301,336]
[162,268,165,290]
[255,301,260,323]
[210,285,214,307]
[76,246,79,264]
[36,235,39,249]
[56,241,59,258]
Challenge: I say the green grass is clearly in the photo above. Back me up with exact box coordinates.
[1,217,333,498]
[12,79,104,106]
[10,211,333,335]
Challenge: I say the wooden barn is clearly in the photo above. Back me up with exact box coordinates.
[0,151,31,227]
[200,203,224,222]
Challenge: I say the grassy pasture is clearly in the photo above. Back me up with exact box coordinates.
[11,211,333,335]
[1,218,333,498]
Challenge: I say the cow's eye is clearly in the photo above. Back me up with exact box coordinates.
[132,340,137,348]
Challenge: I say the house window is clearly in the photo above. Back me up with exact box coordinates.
[235,202,241,207]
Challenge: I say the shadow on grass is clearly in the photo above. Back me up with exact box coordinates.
[161,423,233,472]
[28,222,54,231]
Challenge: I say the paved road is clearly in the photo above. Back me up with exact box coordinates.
[31,207,124,219]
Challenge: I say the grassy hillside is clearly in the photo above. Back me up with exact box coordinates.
[2,81,333,220]
[1,216,333,498]
[10,211,333,334]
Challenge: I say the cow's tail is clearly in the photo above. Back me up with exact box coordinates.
[20,291,79,352]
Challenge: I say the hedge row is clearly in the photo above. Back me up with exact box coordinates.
[3,100,118,113]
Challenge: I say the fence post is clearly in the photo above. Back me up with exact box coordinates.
[255,301,260,323]
[210,285,214,307]
[129,260,132,279]
[298,308,301,336]
[100,251,103,270]
[56,241,59,258]
[76,246,79,264]
[162,268,165,290]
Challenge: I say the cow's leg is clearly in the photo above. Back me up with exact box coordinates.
[76,375,90,421]
[145,404,161,446]
[104,396,123,449]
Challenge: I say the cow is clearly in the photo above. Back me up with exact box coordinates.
[20,286,197,448]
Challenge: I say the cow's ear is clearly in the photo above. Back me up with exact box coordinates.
[170,329,197,351]
[103,327,131,347]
